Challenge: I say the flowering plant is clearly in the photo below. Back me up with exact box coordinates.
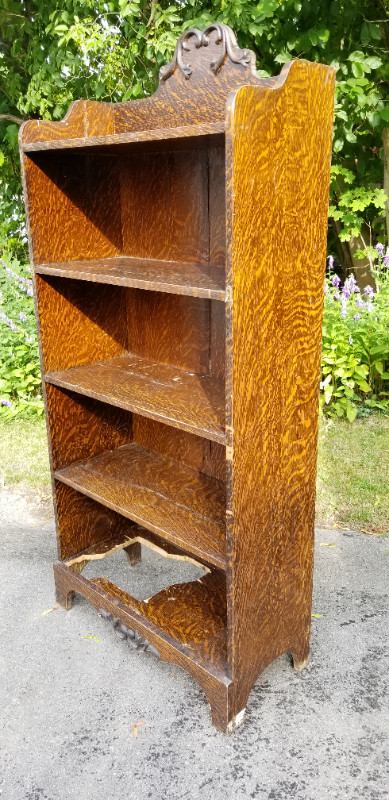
[321,246,389,421]
[0,252,43,418]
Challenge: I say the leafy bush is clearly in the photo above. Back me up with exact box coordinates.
[321,245,389,421]
[0,251,43,418]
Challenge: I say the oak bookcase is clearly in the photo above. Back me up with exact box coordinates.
[20,24,335,733]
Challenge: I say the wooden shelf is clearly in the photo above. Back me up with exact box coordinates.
[54,562,227,677]
[46,353,226,444]
[35,256,226,300]
[55,442,226,570]
[22,122,225,153]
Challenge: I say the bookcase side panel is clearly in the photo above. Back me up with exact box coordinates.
[24,153,122,264]
[35,275,128,372]
[227,61,335,709]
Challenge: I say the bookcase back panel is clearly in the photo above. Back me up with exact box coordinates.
[36,275,128,372]
[132,416,225,482]
[126,289,225,378]
[25,153,122,264]
[120,150,209,264]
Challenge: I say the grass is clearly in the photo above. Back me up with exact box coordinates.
[316,414,389,531]
[0,415,388,531]
[0,417,50,490]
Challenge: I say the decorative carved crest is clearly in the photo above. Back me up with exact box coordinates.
[160,23,255,81]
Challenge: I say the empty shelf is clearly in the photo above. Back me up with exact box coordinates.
[55,442,226,570]
[35,256,225,300]
[46,353,226,444]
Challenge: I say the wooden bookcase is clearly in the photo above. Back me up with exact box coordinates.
[20,24,335,733]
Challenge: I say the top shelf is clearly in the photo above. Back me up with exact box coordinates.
[21,122,226,154]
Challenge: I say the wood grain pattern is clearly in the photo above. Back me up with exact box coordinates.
[20,25,279,147]
[55,562,227,673]
[54,482,137,560]
[34,256,225,300]
[64,523,216,571]
[132,416,226,482]
[120,150,209,264]
[24,152,122,264]
[46,352,225,443]
[55,442,226,570]
[45,384,131,471]
[35,275,127,372]
[20,20,335,732]
[22,123,225,152]
[126,290,211,375]
[225,59,335,715]
[54,560,233,731]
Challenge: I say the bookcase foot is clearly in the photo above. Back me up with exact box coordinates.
[56,587,75,610]
[124,542,142,566]
[291,650,310,672]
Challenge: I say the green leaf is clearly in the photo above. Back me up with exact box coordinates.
[380,108,389,123]
[346,404,357,422]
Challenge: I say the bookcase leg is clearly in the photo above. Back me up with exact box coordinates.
[54,564,75,609]
[291,648,310,672]
[202,680,246,734]
[124,542,142,566]
[56,587,75,610]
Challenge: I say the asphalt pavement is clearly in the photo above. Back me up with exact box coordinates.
[0,490,388,800]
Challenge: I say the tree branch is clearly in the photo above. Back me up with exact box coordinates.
[0,114,25,125]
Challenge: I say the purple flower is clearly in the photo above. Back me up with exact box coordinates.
[349,335,353,344]
[25,335,33,344]
[365,301,373,313]
[0,315,18,331]
[342,286,350,299]
[27,286,33,297]
[332,275,340,288]
[347,274,358,292]
[384,254,389,268]
[355,296,364,309]
[364,285,374,299]
[1,399,13,408]
[354,313,361,322]
[19,312,28,322]
[328,255,334,269]
[324,281,329,294]
[375,243,384,254]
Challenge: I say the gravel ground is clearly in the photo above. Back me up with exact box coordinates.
[0,489,388,800]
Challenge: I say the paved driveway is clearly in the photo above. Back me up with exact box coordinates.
[0,491,387,800]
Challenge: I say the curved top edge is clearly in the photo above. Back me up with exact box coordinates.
[19,26,334,147]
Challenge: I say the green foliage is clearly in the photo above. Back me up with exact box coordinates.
[0,0,388,256]
[321,248,389,421]
[0,248,43,418]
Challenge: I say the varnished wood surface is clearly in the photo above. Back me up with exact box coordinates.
[46,353,225,444]
[226,59,335,715]
[22,122,226,152]
[55,442,226,570]
[54,561,229,684]
[35,275,127,372]
[55,482,137,561]
[20,20,335,732]
[24,153,122,264]
[20,25,279,147]
[64,523,216,571]
[35,256,226,300]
